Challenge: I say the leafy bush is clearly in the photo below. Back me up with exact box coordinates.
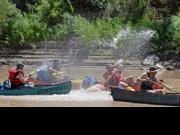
[90,0,106,9]
[72,15,100,44]
[35,0,74,25]
[47,24,69,40]
[1,13,48,48]
[171,12,180,51]
[0,0,179,55]
[72,15,124,46]
[0,0,9,21]
[0,0,20,47]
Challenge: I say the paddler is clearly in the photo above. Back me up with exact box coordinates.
[9,62,29,89]
[48,60,68,82]
[103,64,134,91]
[137,66,165,94]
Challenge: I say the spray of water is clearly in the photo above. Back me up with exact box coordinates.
[110,27,131,49]
[62,27,155,64]
[108,27,155,59]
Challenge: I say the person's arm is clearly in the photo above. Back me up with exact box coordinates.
[156,79,177,92]
[103,72,108,79]
[16,73,28,84]
[156,78,170,89]
[153,76,160,82]
[107,71,116,81]
[137,73,148,82]
[49,67,58,73]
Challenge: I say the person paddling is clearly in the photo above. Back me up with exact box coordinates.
[48,60,69,82]
[9,62,29,89]
[103,64,118,90]
[137,66,165,94]
[103,64,134,91]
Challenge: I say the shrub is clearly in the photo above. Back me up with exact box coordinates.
[35,0,74,25]
[1,13,48,48]
[171,12,180,51]
[72,15,123,46]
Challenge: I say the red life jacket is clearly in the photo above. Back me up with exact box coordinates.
[103,69,124,86]
[110,70,124,86]
[9,67,25,88]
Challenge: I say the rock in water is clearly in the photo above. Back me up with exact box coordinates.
[166,66,175,71]
[143,54,160,66]
[156,63,164,69]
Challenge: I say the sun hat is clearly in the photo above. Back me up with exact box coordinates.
[16,61,24,67]
[105,64,114,69]
[147,66,157,73]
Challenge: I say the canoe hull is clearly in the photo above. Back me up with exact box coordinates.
[0,81,71,96]
[111,87,180,106]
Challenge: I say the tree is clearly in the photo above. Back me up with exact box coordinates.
[35,0,74,25]
[11,0,39,12]
[0,0,12,21]
[171,12,180,50]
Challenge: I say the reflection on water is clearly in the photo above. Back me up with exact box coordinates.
[0,66,179,107]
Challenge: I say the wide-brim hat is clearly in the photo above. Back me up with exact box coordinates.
[105,64,114,69]
[16,61,24,67]
[147,66,157,73]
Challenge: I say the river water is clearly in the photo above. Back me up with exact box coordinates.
[0,66,179,107]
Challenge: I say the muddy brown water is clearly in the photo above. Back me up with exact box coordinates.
[0,66,179,107]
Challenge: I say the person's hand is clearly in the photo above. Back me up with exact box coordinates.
[145,79,153,83]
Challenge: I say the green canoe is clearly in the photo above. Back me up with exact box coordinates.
[0,81,71,96]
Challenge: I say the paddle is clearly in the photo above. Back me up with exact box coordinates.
[28,70,36,77]
[172,87,180,89]
[144,79,178,93]
[158,82,178,93]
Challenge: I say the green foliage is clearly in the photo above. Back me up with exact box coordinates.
[0,0,74,48]
[90,0,107,9]
[0,0,17,22]
[0,0,10,21]
[171,12,180,51]
[35,0,74,25]
[72,15,99,44]
[0,0,20,47]
[11,0,39,12]
[1,13,48,47]
[148,18,179,55]
[0,0,179,55]
[47,24,69,40]
[95,17,125,39]
[103,0,149,23]
[72,15,123,46]
[171,13,180,42]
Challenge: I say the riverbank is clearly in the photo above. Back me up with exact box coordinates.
[1,48,180,70]
[0,48,142,67]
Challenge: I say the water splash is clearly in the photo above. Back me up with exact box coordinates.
[110,27,131,49]
[108,28,155,59]
[64,27,155,64]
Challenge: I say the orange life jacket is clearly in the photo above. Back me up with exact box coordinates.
[129,81,164,92]
[9,67,25,88]
[152,82,164,89]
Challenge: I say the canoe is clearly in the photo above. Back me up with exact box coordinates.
[29,77,81,90]
[0,81,71,96]
[110,87,180,106]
